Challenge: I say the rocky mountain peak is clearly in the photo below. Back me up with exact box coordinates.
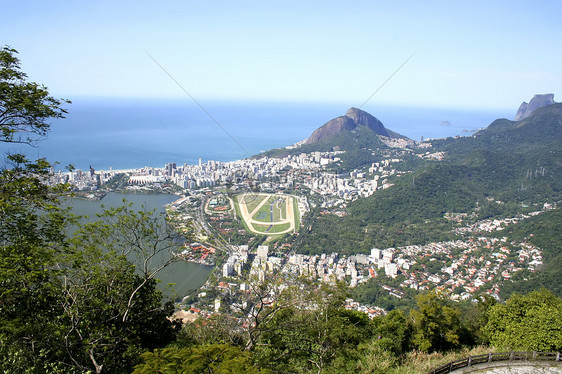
[304,108,402,145]
[515,94,556,121]
[305,116,357,144]
[344,107,389,137]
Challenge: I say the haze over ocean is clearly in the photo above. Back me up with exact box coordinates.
[0,98,511,171]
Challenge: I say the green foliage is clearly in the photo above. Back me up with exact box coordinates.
[349,341,400,374]
[408,291,467,353]
[484,289,562,351]
[0,155,72,373]
[0,48,180,373]
[253,282,373,373]
[60,237,180,372]
[371,310,410,356]
[160,288,562,373]
[500,207,562,298]
[351,164,485,222]
[352,277,417,311]
[457,295,496,346]
[177,314,243,348]
[0,340,82,374]
[133,344,265,374]
[298,209,455,256]
[0,46,70,144]
[1,196,182,373]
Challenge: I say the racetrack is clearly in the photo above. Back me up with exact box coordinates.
[235,193,297,235]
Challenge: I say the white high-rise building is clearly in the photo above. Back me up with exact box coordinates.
[385,263,398,278]
[371,248,382,260]
[257,245,269,260]
[383,248,394,261]
[223,263,233,277]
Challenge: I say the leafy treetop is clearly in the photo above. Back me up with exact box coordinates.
[0,46,70,144]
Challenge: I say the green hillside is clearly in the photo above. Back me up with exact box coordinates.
[297,104,562,296]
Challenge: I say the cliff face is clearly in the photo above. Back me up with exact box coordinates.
[305,107,403,144]
[515,94,556,121]
[305,116,357,144]
[344,107,389,137]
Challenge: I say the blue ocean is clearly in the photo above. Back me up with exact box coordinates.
[1,97,512,171]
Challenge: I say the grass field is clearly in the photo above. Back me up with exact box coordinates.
[293,196,301,229]
[241,194,266,214]
[252,196,287,223]
[234,193,299,236]
[253,222,291,234]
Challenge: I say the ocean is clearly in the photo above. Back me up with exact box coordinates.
[1,97,512,171]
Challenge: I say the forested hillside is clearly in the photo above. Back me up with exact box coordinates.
[297,104,562,297]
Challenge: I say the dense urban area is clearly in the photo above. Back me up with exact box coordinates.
[49,136,555,324]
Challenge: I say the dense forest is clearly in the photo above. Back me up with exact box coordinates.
[1,46,561,373]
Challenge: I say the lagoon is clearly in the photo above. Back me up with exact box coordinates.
[66,192,213,301]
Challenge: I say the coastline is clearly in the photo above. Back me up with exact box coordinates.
[0,100,511,172]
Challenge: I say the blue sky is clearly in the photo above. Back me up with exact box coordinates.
[2,0,561,109]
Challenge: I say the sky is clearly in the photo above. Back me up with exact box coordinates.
[2,0,561,110]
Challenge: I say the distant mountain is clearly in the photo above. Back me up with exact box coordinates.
[515,93,557,121]
[299,103,562,261]
[305,115,357,144]
[259,107,409,171]
[304,107,406,145]
[443,102,562,153]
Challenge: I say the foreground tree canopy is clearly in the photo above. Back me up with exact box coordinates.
[0,46,183,373]
[484,289,562,352]
[133,344,266,374]
[0,46,69,144]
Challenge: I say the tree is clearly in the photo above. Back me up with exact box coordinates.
[408,291,465,352]
[1,46,69,144]
[459,294,496,345]
[1,198,184,373]
[254,281,372,373]
[0,47,182,373]
[0,46,72,373]
[74,203,184,323]
[371,309,410,356]
[484,289,562,351]
[177,313,243,348]
[133,344,266,374]
[224,273,303,351]
[56,205,184,373]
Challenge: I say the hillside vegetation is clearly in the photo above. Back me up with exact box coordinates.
[297,104,562,297]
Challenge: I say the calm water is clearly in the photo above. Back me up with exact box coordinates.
[0,98,512,170]
[66,192,213,301]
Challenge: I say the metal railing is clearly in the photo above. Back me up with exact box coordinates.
[430,351,561,374]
